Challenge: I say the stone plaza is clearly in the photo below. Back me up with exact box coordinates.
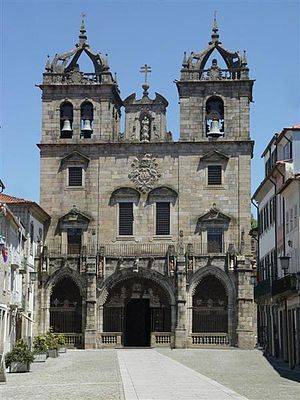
[1,349,299,400]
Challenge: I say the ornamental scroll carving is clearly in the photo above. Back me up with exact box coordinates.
[128,154,161,193]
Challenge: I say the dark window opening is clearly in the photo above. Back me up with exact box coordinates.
[119,202,134,235]
[156,202,170,235]
[207,228,223,253]
[207,165,222,185]
[67,228,82,254]
[68,167,83,186]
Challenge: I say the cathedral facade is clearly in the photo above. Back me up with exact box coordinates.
[36,17,256,349]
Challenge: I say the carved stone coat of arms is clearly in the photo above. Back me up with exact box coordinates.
[128,154,161,193]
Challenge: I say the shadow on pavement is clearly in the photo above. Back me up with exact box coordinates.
[265,355,300,383]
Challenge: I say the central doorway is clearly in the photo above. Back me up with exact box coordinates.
[124,299,151,347]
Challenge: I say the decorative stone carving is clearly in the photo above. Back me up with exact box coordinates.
[128,154,161,193]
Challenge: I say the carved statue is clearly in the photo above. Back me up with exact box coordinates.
[141,116,150,141]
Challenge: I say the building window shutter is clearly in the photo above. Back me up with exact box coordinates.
[156,202,170,235]
[68,167,83,186]
[119,202,134,235]
[207,165,222,185]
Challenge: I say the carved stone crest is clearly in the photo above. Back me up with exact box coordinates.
[128,154,161,193]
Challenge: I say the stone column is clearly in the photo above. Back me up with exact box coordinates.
[174,253,187,348]
[236,256,255,349]
[84,257,97,349]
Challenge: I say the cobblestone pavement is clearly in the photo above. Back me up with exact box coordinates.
[118,349,248,399]
[158,349,300,400]
[0,350,124,400]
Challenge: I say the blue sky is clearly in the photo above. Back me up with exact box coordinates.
[0,0,299,202]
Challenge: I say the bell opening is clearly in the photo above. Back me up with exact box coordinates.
[80,102,93,138]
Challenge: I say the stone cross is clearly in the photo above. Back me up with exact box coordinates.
[140,64,152,84]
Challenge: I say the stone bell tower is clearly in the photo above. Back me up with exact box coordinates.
[40,17,122,144]
[176,14,254,142]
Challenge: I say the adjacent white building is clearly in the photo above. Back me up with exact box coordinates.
[0,202,25,354]
[253,124,300,368]
[0,194,49,355]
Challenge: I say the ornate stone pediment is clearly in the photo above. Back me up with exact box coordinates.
[60,151,90,169]
[198,203,231,223]
[58,206,91,231]
[128,154,161,193]
[199,150,229,162]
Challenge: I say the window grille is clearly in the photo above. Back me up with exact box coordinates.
[68,167,83,186]
[207,165,222,185]
[156,202,170,235]
[119,202,134,235]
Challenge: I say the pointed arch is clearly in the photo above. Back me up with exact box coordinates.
[98,268,176,307]
[45,267,87,299]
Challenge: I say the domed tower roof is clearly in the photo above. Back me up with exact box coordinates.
[180,12,249,81]
[43,15,117,86]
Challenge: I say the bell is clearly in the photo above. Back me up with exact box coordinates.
[207,119,223,138]
[61,119,72,132]
[82,119,93,132]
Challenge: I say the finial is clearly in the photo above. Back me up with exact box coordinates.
[210,10,220,43]
[182,51,188,67]
[241,50,248,66]
[45,54,51,71]
[140,64,152,96]
[79,12,87,45]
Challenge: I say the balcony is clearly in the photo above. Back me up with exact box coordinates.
[254,279,271,299]
[272,274,299,296]
[44,241,238,259]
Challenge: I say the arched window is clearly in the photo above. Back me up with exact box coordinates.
[60,102,73,138]
[192,275,228,333]
[110,188,140,236]
[80,101,93,138]
[147,187,178,236]
[205,96,224,138]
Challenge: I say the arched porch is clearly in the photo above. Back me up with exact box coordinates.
[97,269,176,348]
[187,267,236,347]
[42,268,86,348]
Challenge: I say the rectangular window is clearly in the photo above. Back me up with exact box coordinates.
[119,202,134,236]
[265,203,269,228]
[156,202,170,235]
[67,228,82,254]
[273,197,276,222]
[68,167,83,186]
[207,165,222,185]
[207,228,223,253]
[283,142,292,160]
